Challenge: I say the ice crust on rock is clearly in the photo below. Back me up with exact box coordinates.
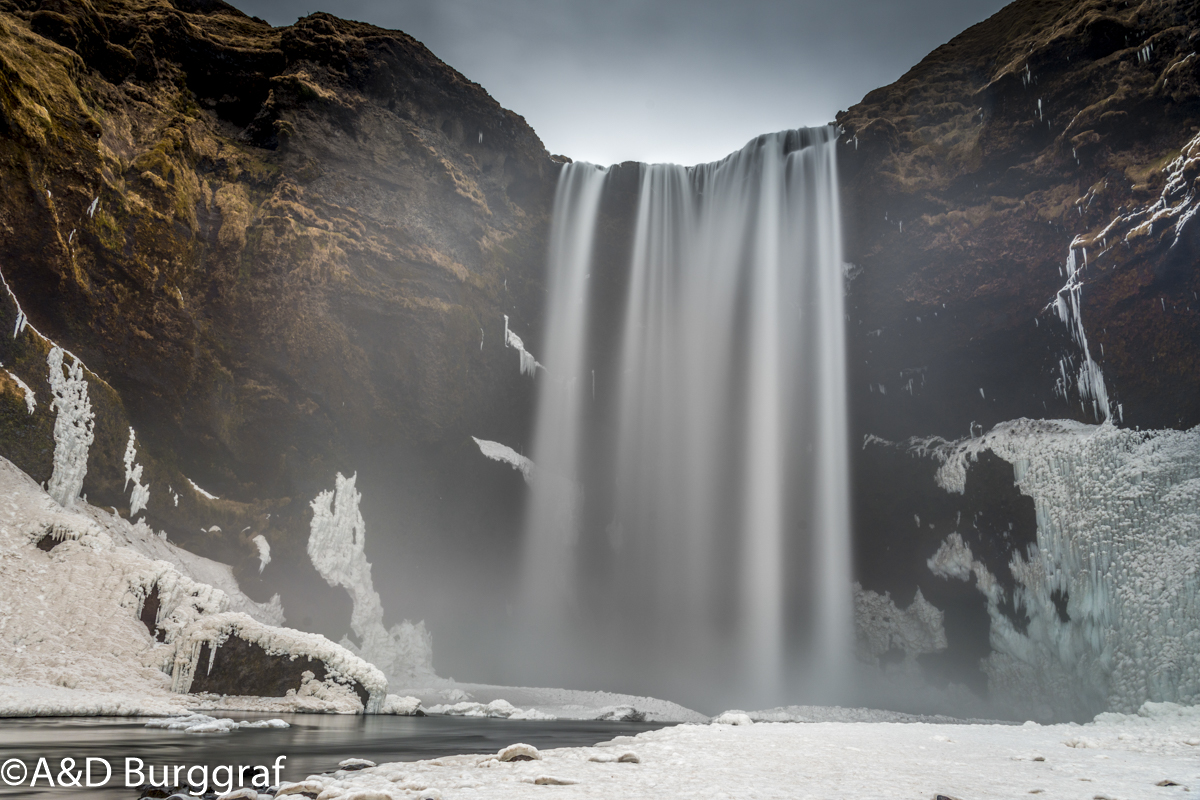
[46,346,94,508]
[171,613,387,713]
[471,437,534,482]
[916,419,1200,719]
[308,472,435,685]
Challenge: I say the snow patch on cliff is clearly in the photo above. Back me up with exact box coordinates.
[471,437,534,482]
[503,315,543,376]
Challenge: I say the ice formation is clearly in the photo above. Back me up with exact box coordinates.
[471,436,534,482]
[503,315,542,376]
[853,583,948,669]
[1047,246,1110,420]
[45,346,94,508]
[1045,129,1200,420]
[122,428,150,518]
[252,534,271,573]
[308,472,435,685]
[917,419,1200,719]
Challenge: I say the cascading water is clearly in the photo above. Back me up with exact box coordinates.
[514,128,851,711]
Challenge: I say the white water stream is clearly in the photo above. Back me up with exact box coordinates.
[517,129,850,709]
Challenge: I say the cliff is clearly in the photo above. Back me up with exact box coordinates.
[0,0,558,640]
[838,0,1200,701]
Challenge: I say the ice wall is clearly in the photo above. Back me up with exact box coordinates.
[920,419,1200,719]
[308,472,434,684]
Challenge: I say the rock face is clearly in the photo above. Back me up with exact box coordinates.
[0,0,558,646]
[838,0,1200,702]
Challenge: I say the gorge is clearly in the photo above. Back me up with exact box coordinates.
[0,0,1196,728]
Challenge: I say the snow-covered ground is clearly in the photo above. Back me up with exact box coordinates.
[288,702,1200,800]
[0,455,382,717]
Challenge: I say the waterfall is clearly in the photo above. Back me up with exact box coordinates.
[515,128,851,710]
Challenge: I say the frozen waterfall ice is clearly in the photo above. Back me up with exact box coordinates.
[308,472,434,684]
[515,129,852,710]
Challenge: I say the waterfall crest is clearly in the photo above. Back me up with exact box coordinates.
[516,128,850,710]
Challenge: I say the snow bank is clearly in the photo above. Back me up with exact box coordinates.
[79,502,285,626]
[0,455,377,716]
[308,472,435,684]
[144,713,289,733]
[424,699,556,720]
[277,705,1200,800]
[915,419,1200,719]
[471,437,534,482]
[390,681,707,724]
[170,613,387,713]
[380,694,422,715]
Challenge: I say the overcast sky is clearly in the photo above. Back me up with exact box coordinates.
[235,0,1010,166]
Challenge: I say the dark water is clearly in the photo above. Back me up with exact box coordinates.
[0,713,670,798]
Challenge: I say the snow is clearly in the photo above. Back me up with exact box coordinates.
[252,534,271,573]
[502,315,542,376]
[282,702,1200,800]
[144,713,289,733]
[81,502,285,626]
[389,681,707,724]
[170,613,388,713]
[471,437,534,482]
[308,472,435,685]
[0,454,373,716]
[122,427,150,517]
[45,346,94,508]
[423,699,558,721]
[380,694,423,715]
[913,419,1200,719]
